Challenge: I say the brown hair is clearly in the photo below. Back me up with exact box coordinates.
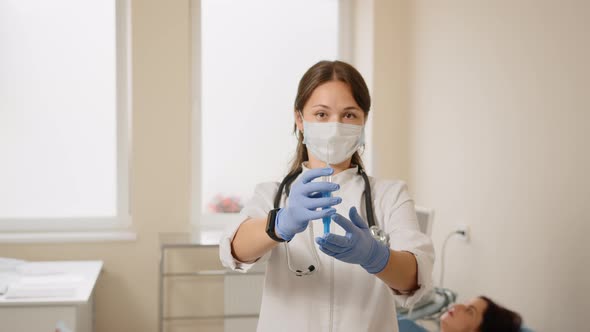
[479,296,522,332]
[288,60,371,176]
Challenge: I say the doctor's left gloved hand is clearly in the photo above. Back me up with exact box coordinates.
[315,207,391,274]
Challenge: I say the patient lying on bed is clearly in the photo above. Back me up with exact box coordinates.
[400,296,524,332]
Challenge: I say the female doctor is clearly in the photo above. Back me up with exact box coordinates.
[220,60,434,332]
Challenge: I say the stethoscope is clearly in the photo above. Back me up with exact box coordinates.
[273,165,390,276]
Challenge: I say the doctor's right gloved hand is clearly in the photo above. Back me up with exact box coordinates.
[275,167,342,241]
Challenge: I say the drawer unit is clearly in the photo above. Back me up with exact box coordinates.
[159,233,264,332]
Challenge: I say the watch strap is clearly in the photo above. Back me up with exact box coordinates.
[266,208,286,242]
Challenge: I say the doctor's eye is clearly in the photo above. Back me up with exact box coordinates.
[315,112,328,120]
[344,112,357,119]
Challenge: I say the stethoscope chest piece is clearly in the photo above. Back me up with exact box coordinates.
[370,225,390,246]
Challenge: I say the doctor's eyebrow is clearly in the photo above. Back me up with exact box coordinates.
[311,104,361,112]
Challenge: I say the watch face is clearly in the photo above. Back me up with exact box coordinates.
[266,209,275,230]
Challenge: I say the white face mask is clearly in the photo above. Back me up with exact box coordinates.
[301,118,365,165]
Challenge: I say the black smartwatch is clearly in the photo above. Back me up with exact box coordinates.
[265,208,286,242]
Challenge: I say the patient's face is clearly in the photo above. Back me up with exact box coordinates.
[440,297,487,332]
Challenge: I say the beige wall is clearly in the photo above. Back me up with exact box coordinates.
[0,1,193,331]
[353,0,413,182]
[405,1,589,330]
[371,0,411,182]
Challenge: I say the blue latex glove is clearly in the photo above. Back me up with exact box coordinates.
[315,207,391,274]
[275,167,342,241]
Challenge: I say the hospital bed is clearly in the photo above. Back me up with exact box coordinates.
[398,316,535,332]
[396,285,534,332]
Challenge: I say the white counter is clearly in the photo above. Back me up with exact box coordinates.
[0,260,103,332]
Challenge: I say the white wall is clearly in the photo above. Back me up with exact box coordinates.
[407,1,590,330]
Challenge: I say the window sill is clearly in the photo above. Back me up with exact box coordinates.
[196,213,244,229]
[0,231,137,244]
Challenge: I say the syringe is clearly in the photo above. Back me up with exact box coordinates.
[322,142,332,235]
[321,175,332,234]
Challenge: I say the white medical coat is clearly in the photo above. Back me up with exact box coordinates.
[219,165,434,332]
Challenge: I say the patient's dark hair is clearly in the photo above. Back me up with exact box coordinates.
[478,296,522,332]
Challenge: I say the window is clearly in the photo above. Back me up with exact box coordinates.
[196,0,354,226]
[0,0,131,232]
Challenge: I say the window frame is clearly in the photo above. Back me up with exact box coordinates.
[190,0,358,229]
[0,0,133,234]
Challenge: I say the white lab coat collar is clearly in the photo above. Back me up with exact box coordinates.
[301,162,360,185]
